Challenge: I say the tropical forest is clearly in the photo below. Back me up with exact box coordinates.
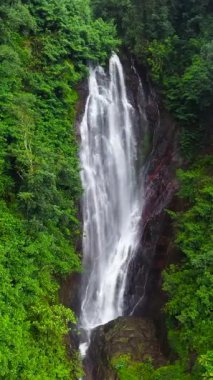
[0,0,212,379]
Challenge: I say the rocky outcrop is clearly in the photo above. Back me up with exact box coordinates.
[122,64,180,358]
[84,316,166,380]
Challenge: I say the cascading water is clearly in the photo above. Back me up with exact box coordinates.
[79,54,143,355]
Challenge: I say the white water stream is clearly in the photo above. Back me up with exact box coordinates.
[79,54,143,356]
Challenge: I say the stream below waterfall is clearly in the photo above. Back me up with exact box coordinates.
[79,54,145,357]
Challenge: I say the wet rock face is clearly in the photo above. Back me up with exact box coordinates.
[85,317,166,380]
[123,63,179,320]
[59,273,82,350]
[117,57,180,362]
[59,273,81,314]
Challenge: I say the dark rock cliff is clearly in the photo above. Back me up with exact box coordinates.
[119,54,180,319]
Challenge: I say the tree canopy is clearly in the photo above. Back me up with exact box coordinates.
[92,0,213,158]
[0,0,118,378]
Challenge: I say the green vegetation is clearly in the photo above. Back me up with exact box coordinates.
[0,0,118,378]
[112,355,190,380]
[113,158,213,378]
[92,0,213,158]
[163,157,213,379]
[1,0,212,378]
[112,355,156,380]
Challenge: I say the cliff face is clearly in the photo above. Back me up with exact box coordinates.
[120,56,179,318]
[124,112,179,314]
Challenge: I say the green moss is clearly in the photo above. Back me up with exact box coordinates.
[112,356,191,380]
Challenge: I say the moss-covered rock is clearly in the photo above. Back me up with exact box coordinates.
[84,316,166,379]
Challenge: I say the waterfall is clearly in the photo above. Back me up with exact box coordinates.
[79,54,143,355]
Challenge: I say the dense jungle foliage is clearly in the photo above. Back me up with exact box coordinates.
[92,0,213,158]
[1,0,212,379]
[0,0,118,378]
[92,0,213,379]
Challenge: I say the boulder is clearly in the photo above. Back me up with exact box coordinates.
[84,316,166,380]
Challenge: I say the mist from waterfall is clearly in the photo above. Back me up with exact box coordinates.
[79,54,143,355]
